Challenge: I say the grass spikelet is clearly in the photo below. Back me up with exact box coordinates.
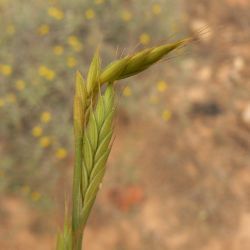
[99,57,130,84]
[75,71,87,106]
[74,72,87,137]
[99,38,191,84]
[73,97,84,138]
[81,84,115,224]
[86,49,101,94]
[58,36,191,250]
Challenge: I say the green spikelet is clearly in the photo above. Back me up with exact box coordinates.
[80,84,115,226]
[86,49,101,94]
[74,71,87,137]
[120,41,186,79]
[71,71,88,250]
[99,38,191,84]
[75,71,87,106]
[99,57,130,84]
[57,36,191,250]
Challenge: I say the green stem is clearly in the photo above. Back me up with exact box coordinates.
[72,137,83,250]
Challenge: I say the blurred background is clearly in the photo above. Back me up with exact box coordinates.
[0,0,250,249]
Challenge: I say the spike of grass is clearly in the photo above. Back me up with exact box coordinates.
[57,37,191,250]
[99,38,191,83]
[81,85,115,213]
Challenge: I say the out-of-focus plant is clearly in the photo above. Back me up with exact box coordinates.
[0,0,188,199]
[56,38,191,250]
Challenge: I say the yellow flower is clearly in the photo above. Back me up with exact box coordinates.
[121,10,132,22]
[40,111,52,123]
[123,86,132,97]
[162,110,172,121]
[0,64,13,76]
[157,80,168,92]
[6,93,16,104]
[67,57,77,68]
[46,70,56,80]
[32,126,43,137]
[48,7,64,20]
[53,45,64,55]
[67,36,83,52]
[39,136,52,148]
[85,8,95,20]
[94,0,104,4]
[67,35,79,46]
[139,33,151,45]
[31,191,41,201]
[0,98,6,108]
[152,4,162,15]
[38,66,56,80]
[55,148,68,159]
[6,24,16,35]
[15,80,26,91]
[38,24,50,36]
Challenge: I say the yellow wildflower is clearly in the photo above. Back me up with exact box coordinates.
[152,4,162,15]
[38,66,56,80]
[85,8,95,20]
[157,80,168,92]
[67,57,77,68]
[6,24,16,35]
[55,148,68,159]
[0,98,6,108]
[31,191,41,201]
[32,126,43,137]
[48,7,64,20]
[121,10,132,22]
[53,45,64,55]
[162,110,172,121]
[0,64,13,76]
[123,86,132,97]
[139,33,151,45]
[67,35,79,46]
[15,80,26,91]
[94,0,104,4]
[38,24,50,36]
[39,136,52,148]
[40,111,52,123]
[67,36,83,52]
[46,70,56,80]
[6,93,16,103]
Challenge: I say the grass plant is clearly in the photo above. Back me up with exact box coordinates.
[56,38,191,250]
